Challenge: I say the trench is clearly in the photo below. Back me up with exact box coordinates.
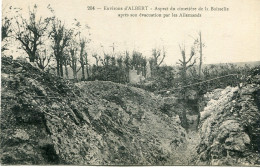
[175,97,201,132]
[166,97,202,165]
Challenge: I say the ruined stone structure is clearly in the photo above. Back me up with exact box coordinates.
[129,68,145,84]
[146,62,151,79]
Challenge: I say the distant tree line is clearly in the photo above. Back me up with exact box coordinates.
[1,4,253,95]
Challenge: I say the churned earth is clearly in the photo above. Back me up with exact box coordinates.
[1,57,186,165]
[196,67,260,166]
[1,56,259,166]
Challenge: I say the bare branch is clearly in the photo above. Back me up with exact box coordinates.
[187,47,195,63]
[187,59,196,69]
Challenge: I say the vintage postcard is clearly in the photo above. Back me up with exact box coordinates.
[1,0,260,166]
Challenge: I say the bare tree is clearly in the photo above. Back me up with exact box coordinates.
[35,48,52,70]
[99,45,111,66]
[2,16,11,41]
[68,40,81,81]
[177,45,196,131]
[78,37,89,80]
[1,16,11,51]
[92,53,99,66]
[2,6,20,51]
[178,44,196,86]
[79,38,86,80]
[152,47,166,67]
[190,31,205,78]
[84,52,90,79]
[131,50,146,75]
[71,20,91,80]
[50,18,72,77]
[63,51,70,79]
[100,54,111,66]
[124,50,131,82]
[150,47,166,76]
[13,5,51,62]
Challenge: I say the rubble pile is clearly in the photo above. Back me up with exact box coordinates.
[1,57,186,165]
[196,66,260,165]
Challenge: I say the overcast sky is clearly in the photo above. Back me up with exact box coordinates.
[2,0,260,65]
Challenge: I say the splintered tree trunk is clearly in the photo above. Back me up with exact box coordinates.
[59,62,63,77]
[56,59,60,76]
[181,67,189,131]
[81,63,85,80]
[181,66,187,88]
[29,56,35,62]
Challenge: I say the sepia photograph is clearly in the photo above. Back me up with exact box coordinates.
[1,0,260,166]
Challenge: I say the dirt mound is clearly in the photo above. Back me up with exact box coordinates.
[196,67,260,166]
[1,57,186,165]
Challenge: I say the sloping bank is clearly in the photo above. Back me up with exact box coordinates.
[196,67,260,165]
[1,57,186,165]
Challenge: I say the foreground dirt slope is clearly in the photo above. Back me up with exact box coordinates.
[1,57,186,165]
[196,67,260,165]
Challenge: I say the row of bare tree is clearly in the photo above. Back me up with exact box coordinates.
[2,4,208,86]
[1,5,90,80]
[2,5,170,81]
